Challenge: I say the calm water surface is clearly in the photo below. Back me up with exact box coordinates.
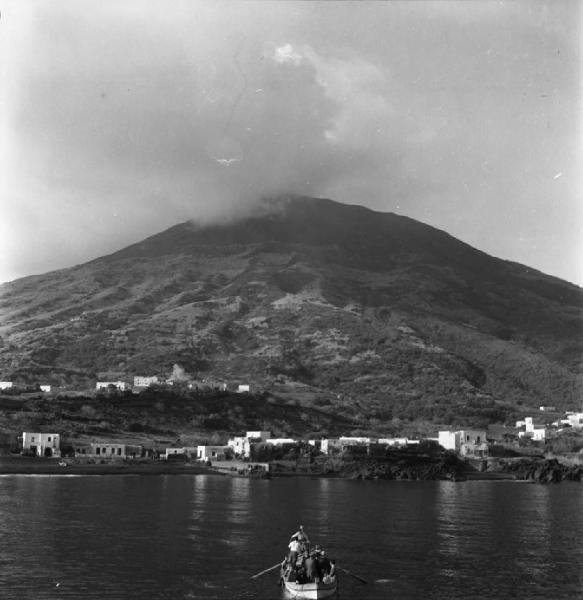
[0,475,581,599]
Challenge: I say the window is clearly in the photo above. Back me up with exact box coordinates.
[96,447,100,455]
[31,436,35,442]
[117,448,122,455]
[48,437,51,442]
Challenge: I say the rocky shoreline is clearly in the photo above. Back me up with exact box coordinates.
[1,454,582,483]
[489,457,583,484]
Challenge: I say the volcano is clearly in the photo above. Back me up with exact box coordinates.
[0,196,581,425]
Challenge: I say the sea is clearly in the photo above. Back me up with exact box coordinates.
[0,474,581,600]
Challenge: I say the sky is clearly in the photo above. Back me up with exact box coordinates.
[1,0,581,286]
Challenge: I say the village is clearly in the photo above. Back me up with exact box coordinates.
[14,409,583,472]
[2,371,583,479]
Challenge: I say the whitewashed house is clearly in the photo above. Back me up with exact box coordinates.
[438,430,489,457]
[227,431,271,458]
[266,438,297,446]
[237,384,251,393]
[133,376,159,388]
[378,437,410,447]
[165,447,196,460]
[0,381,13,390]
[197,445,230,461]
[518,417,547,442]
[320,439,342,455]
[96,381,130,392]
[228,436,250,457]
[22,432,61,458]
[566,412,583,430]
[89,443,142,458]
[40,385,51,393]
[320,437,374,455]
[246,431,271,441]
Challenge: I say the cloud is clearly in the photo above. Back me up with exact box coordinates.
[274,43,303,65]
[1,1,581,286]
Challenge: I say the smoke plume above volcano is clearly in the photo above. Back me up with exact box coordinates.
[1,1,581,286]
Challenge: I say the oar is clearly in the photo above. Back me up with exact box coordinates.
[250,562,282,579]
[339,566,369,584]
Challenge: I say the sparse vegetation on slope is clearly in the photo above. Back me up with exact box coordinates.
[0,197,581,432]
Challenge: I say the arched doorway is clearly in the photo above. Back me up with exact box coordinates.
[44,447,53,458]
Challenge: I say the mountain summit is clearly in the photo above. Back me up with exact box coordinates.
[1,196,581,425]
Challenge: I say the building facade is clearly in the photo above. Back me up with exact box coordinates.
[22,432,61,458]
[164,447,197,460]
[227,431,271,458]
[133,376,159,388]
[438,430,489,457]
[88,443,142,458]
[566,412,583,430]
[197,445,230,461]
[96,381,130,392]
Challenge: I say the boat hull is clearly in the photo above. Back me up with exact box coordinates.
[282,577,337,599]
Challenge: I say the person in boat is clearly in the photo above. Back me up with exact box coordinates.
[295,558,308,584]
[305,550,321,582]
[291,525,310,552]
[288,536,301,565]
[316,549,331,575]
[286,566,298,582]
[328,559,336,579]
[282,558,297,583]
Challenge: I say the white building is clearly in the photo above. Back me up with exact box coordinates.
[320,437,374,455]
[518,417,547,442]
[96,381,130,391]
[228,431,271,458]
[133,376,159,388]
[266,438,297,446]
[320,439,342,455]
[165,447,196,460]
[438,430,489,457]
[246,431,271,441]
[197,445,230,461]
[228,436,249,457]
[237,384,251,393]
[22,432,61,458]
[89,443,142,458]
[40,385,51,393]
[378,437,410,447]
[566,412,583,430]
[0,381,13,390]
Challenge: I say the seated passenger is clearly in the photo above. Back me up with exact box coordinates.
[317,549,331,574]
[328,559,336,579]
[305,551,321,582]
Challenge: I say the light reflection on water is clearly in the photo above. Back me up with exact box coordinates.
[0,475,581,599]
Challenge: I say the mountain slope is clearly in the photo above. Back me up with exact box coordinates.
[0,196,581,426]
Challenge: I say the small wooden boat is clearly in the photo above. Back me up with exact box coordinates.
[280,572,338,599]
